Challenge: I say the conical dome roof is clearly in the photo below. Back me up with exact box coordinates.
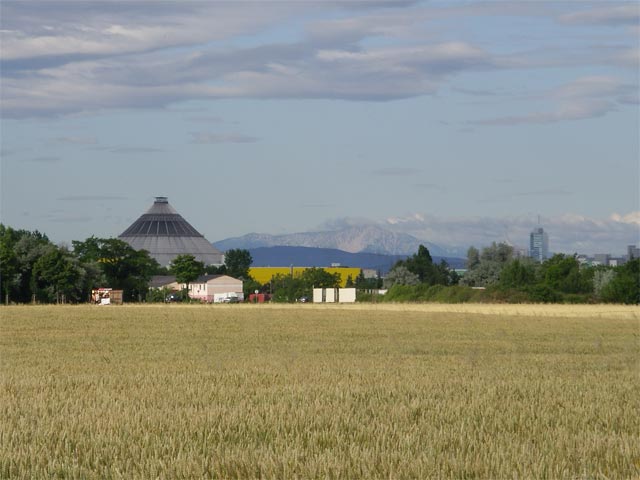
[119,197,223,267]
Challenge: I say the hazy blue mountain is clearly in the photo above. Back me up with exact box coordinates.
[244,246,466,273]
[214,225,449,256]
[248,246,404,273]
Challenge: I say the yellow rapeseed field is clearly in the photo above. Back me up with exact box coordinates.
[1,304,638,479]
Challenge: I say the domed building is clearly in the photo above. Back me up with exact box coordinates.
[119,197,224,267]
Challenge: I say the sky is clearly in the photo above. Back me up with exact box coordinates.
[1,0,639,255]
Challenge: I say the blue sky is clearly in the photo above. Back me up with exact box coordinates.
[1,1,638,255]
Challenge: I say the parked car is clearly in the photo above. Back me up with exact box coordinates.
[165,292,182,302]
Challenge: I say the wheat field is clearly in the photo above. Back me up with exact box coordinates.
[1,304,638,479]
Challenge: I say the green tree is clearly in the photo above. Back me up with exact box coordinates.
[8,227,54,302]
[222,249,258,300]
[434,260,452,286]
[460,242,514,288]
[466,246,480,270]
[0,225,21,302]
[539,254,592,295]
[448,268,460,286]
[269,268,340,302]
[460,261,502,287]
[383,265,419,288]
[31,246,86,303]
[170,254,205,300]
[404,245,433,282]
[480,242,513,263]
[205,264,227,275]
[600,259,639,304]
[146,286,175,303]
[72,237,159,301]
[269,273,304,302]
[499,258,537,290]
[1,226,106,304]
[354,270,382,290]
[71,236,103,263]
[242,277,263,301]
[396,245,451,286]
[300,267,341,289]
[592,268,615,299]
[224,249,252,279]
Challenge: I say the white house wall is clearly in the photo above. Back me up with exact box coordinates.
[183,275,243,302]
[313,288,356,303]
[313,289,323,303]
[325,288,336,303]
[339,288,356,303]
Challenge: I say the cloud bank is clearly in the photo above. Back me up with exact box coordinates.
[473,76,638,126]
[190,132,260,144]
[2,2,637,120]
[326,212,640,255]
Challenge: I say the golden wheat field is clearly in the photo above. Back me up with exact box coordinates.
[1,304,639,479]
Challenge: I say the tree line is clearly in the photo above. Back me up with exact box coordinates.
[0,224,257,304]
[1,226,161,303]
[1,224,637,304]
[0,223,372,304]
[382,242,639,304]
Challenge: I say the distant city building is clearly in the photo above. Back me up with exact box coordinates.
[576,254,589,265]
[628,245,640,260]
[593,253,610,266]
[512,246,529,259]
[529,227,549,262]
[576,253,628,267]
[361,268,379,279]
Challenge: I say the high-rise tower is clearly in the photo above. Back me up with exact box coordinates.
[529,227,549,262]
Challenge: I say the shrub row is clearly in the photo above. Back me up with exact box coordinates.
[374,284,596,304]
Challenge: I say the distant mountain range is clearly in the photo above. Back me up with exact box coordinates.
[213,225,466,272]
[214,225,460,257]
[242,246,465,273]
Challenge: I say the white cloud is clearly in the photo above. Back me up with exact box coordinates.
[185,116,224,124]
[109,147,165,154]
[553,76,632,99]
[3,35,497,117]
[473,76,635,126]
[0,3,298,62]
[0,1,508,118]
[377,212,640,254]
[611,47,640,69]
[372,167,422,176]
[55,136,97,145]
[480,188,573,202]
[559,5,640,26]
[610,211,640,225]
[1,1,637,120]
[190,132,259,144]
[58,195,127,201]
[316,42,490,72]
[24,156,61,163]
[308,11,420,45]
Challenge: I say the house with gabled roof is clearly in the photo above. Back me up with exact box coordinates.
[150,274,243,303]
